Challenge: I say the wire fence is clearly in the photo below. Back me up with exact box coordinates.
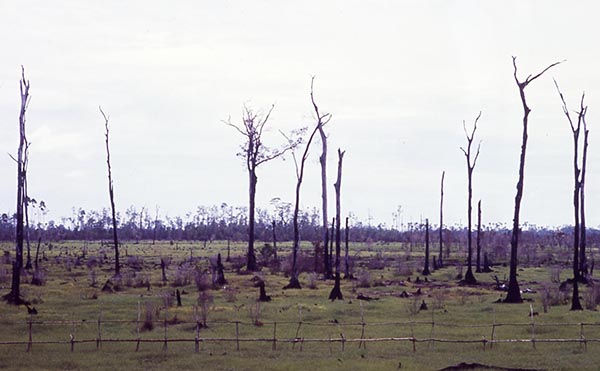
[2,306,600,354]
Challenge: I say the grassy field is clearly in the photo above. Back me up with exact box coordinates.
[1,240,599,370]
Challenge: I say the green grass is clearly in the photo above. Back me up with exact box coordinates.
[1,240,599,370]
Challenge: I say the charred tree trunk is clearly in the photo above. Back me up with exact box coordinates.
[329,217,335,271]
[555,80,586,310]
[460,112,482,285]
[152,206,159,245]
[318,121,332,279]
[225,105,295,273]
[329,149,345,301]
[100,107,121,278]
[5,67,29,305]
[439,170,445,267]
[271,220,278,264]
[344,217,352,279]
[285,80,328,288]
[247,170,258,271]
[476,200,482,273]
[422,219,431,276]
[580,113,589,279]
[505,57,561,303]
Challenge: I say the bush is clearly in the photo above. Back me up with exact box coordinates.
[356,270,371,288]
[126,255,144,271]
[584,284,600,311]
[306,272,318,289]
[0,266,10,284]
[194,269,211,292]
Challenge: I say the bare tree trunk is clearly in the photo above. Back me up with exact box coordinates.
[344,216,351,279]
[247,170,258,271]
[461,112,482,285]
[100,107,120,278]
[555,80,585,310]
[505,57,561,303]
[285,77,330,289]
[272,219,278,264]
[319,124,331,279]
[476,200,482,273]
[5,67,29,305]
[439,171,445,267]
[580,117,589,279]
[422,219,430,276]
[329,149,345,301]
[152,206,159,245]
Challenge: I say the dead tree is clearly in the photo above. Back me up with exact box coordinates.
[460,111,482,285]
[555,80,586,310]
[505,57,562,303]
[284,82,328,289]
[344,216,352,279]
[476,200,482,273]
[422,219,431,276]
[4,66,30,305]
[225,105,297,271]
[580,113,589,278]
[100,107,121,278]
[439,170,445,266]
[329,149,345,301]
[313,76,333,280]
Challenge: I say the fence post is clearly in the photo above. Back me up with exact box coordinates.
[272,322,277,351]
[27,315,33,353]
[163,306,168,352]
[293,306,303,350]
[490,308,496,349]
[410,319,416,352]
[136,302,141,352]
[70,318,76,352]
[359,301,366,349]
[529,304,536,350]
[97,311,102,350]
[235,321,240,351]
[429,308,435,350]
[194,305,200,353]
[580,323,586,352]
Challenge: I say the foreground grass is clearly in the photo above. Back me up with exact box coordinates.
[1,240,599,370]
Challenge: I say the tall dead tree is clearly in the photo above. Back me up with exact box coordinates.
[580,113,589,278]
[100,107,121,278]
[555,80,586,310]
[439,170,445,266]
[313,76,333,279]
[4,66,30,305]
[344,217,351,279]
[476,200,482,273]
[460,111,482,285]
[225,105,296,271]
[505,57,562,303]
[422,219,430,276]
[329,149,345,301]
[284,82,328,289]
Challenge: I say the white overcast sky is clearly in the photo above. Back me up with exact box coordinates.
[1,1,599,228]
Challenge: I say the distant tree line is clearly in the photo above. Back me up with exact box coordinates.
[1,205,599,254]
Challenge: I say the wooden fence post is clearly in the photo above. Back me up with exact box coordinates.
[163,306,168,352]
[136,302,141,352]
[97,311,102,350]
[580,323,586,352]
[194,305,200,353]
[359,301,366,349]
[272,322,277,351]
[27,315,32,352]
[490,308,496,350]
[70,319,76,352]
[529,304,536,350]
[235,321,240,351]
[293,306,303,350]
